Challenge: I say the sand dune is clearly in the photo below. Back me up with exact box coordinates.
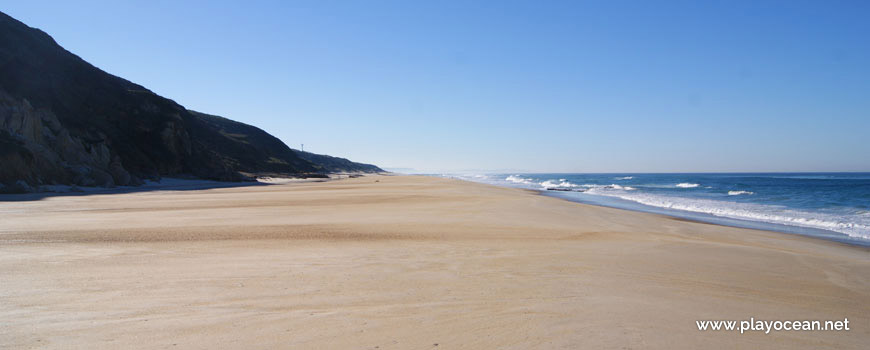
[1,175,868,349]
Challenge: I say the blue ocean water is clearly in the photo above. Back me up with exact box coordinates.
[443,173,870,246]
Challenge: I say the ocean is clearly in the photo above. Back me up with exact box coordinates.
[441,173,870,246]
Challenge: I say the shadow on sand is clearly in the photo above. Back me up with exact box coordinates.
[0,178,282,202]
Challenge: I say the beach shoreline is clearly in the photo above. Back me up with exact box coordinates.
[536,188,870,249]
[2,175,869,349]
[441,173,870,247]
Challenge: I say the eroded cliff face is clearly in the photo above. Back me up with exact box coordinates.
[0,90,138,192]
[0,11,381,193]
[0,11,311,193]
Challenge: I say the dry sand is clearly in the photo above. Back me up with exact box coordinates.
[1,175,868,349]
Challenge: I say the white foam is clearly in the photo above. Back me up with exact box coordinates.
[614,176,634,180]
[728,190,754,196]
[578,184,636,191]
[505,175,534,184]
[540,180,579,188]
[675,183,700,188]
[581,191,870,240]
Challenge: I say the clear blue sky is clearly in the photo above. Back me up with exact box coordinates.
[5,1,869,173]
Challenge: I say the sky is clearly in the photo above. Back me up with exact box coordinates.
[4,1,869,173]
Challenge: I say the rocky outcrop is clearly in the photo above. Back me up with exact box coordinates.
[0,90,135,190]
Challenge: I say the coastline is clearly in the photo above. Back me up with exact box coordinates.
[498,178,870,252]
[535,189,870,248]
[442,173,870,247]
[2,175,869,349]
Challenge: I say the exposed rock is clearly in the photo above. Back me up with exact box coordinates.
[0,179,33,194]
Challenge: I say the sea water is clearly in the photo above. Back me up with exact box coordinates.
[442,173,870,246]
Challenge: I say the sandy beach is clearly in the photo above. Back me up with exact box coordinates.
[1,175,868,349]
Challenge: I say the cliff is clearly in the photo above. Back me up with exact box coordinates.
[0,11,381,193]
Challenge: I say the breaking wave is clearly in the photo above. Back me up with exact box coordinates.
[728,190,754,196]
[505,175,534,184]
[541,180,579,188]
[581,191,870,240]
